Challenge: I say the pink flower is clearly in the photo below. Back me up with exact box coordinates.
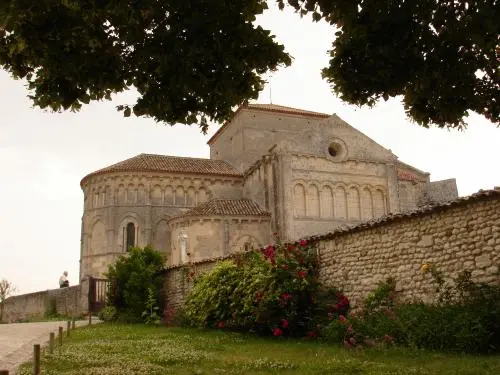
[348,337,357,345]
[306,331,317,338]
[332,294,350,312]
[338,315,347,324]
[343,340,352,349]
[216,321,225,329]
[297,270,307,279]
[273,328,283,336]
[262,245,276,263]
[384,334,394,344]
[299,239,308,247]
[281,292,292,301]
[281,319,289,328]
[347,325,353,334]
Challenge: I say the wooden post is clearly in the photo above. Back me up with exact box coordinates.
[0,370,10,375]
[67,321,71,337]
[58,327,63,346]
[49,332,55,354]
[72,317,75,330]
[33,344,40,375]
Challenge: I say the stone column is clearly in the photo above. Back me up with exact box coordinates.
[386,162,400,214]
[277,148,293,241]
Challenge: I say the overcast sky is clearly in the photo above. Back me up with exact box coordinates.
[1,4,499,295]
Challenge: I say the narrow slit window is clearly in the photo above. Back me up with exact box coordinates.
[126,223,135,250]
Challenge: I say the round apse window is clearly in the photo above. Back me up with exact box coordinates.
[328,142,341,157]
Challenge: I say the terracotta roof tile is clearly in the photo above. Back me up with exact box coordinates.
[172,199,270,219]
[81,154,241,185]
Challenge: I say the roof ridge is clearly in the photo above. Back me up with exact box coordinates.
[170,198,270,220]
[139,153,231,163]
[247,103,330,117]
[81,153,242,186]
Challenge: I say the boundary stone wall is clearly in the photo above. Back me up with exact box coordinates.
[163,189,500,309]
[318,191,499,305]
[1,279,89,323]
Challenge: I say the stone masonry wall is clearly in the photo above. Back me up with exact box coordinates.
[1,279,89,323]
[163,190,500,310]
[318,191,500,305]
[163,260,221,309]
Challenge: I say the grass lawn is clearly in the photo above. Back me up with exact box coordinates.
[19,324,500,375]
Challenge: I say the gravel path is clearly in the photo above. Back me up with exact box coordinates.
[0,320,93,374]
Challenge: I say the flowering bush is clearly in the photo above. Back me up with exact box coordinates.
[183,235,346,337]
[321,271,500,353]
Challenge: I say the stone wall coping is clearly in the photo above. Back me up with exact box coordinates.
[162,252,246,271]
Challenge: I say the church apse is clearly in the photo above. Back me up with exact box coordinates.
[79,104,457,280]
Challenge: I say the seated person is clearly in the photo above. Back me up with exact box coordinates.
[59,271,69,288]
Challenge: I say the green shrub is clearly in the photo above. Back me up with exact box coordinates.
[45,297,58,318]
[183,260,245,328]
[142,287,161,325]
[106,246,165,322]
[98,306,118,322]
[334,269,500,353]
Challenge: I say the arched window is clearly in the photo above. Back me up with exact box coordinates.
[126,223,136,250]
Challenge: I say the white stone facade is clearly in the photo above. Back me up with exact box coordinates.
[79,104,457,279]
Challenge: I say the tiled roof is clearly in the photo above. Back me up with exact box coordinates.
[171,199,270,219]
[81,153,241,185]
[207,103,330,145]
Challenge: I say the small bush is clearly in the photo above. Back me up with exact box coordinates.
[142,287,161,325]
[98,306,118,322]
[328,270,500,353]
[106,246,165,322]
[45,297,58,318]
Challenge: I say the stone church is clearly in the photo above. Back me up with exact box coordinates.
[79,104,458,280]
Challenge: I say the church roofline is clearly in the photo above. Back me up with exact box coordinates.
[207,103,331,145]
[168,198,271,221]
[396,160,430,176]
[80,153,242,187]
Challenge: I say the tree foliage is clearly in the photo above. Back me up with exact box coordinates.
[0,0,290,133]
[1,1,498,130]
[0,278,17,321]
[280,0,499,129]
